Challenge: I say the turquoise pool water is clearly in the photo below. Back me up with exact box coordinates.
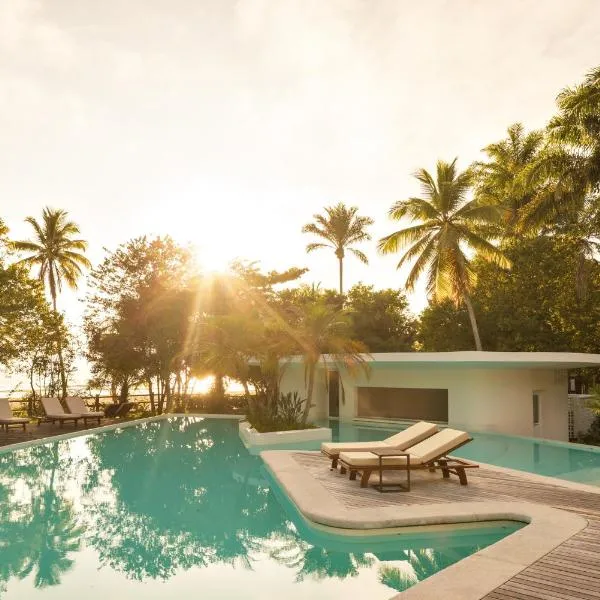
[325,420,600,486]
[0,417,520,599]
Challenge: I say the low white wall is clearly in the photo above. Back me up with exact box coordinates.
[238,421,331,447]
[281,363,570,441]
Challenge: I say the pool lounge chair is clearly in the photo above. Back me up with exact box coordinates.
[321,421,439,469]
[65,396,105,424]
[104,402,135,418]
[338,428,478,487]
[39,397,84,427]
[0,398,29,432]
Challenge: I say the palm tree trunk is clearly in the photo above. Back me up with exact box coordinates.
[338,256,343,295]
[463,293,483,351]
[50,290,68,399]
[301,363,316,425]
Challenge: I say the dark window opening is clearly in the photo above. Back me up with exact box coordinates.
[357,387,448,422]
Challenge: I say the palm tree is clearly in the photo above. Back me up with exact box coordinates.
[378,159,509,351]
[472,123,544,230]
[285,301,369,425]
[302,203,373,294]
[13,207,91,397]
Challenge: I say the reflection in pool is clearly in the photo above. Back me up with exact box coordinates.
[0,417,520,599]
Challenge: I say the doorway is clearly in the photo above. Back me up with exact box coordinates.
[532,391,542,437]
[328,371,340,418]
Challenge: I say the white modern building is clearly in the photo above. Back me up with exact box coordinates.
[279,352,600,442]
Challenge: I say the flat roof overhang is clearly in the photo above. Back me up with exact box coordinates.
[300,351,600,370]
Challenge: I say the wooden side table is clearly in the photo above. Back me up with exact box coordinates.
[370,448,410,493]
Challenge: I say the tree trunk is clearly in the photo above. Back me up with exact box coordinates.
[301,363,316,425]
[50,292,68,399]
[463,292,483,351]
[29,356,37,416]
[165,376,173,413]
[147,378,155,415]
[338,256,343,295]
[213,373,225,397]
[119,379,129,404]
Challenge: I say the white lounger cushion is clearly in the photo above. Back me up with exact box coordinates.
[0,398,28,423]
[321,440,390,454]
[321,421,438,455]
[41,397,82,418]
[339,428,471,467]
[382,421,439,448]
[65,396,104,417]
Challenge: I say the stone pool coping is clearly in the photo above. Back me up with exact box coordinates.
[261,450,589,600]
[238,420,332,447]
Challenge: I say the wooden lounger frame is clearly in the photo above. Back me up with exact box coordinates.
[37,415,83,427]
[0,420,28,432]
[338,438,478,488]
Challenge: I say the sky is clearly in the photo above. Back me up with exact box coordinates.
[2,0,600,323]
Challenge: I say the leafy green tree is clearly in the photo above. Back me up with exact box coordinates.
[472,123,544,230]
[529,65,600,230]
[84,236,195,412]
[418,300,474,351]
[378,159,509,350]
[302,203,373,294]
[0,223,69,408]
[13,208,90,397]
[418,236,600,352]
[345,284,416,351]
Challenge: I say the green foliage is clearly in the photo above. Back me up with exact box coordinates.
[0,228,71,404]
[12,207,91,308]
[379,158,509,350]
[12,207,89,397]
[418,236,600,352]
[418,300,474,351]
[302,202,373,293]
[84,236,195,413]
[247,391,311,432]
[579,416,600,446]
[345,284,416,351]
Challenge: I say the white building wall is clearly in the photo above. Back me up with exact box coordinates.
[280,363,570,442]
[279,364,328,421]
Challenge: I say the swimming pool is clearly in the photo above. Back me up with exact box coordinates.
[0,417,520,599]
[325,420,600,486]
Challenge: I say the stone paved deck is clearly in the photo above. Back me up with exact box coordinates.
[0,418,119,448]
[292,451,600,600]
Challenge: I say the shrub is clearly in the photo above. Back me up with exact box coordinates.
[247,391,313,432]
[579,415,600,446]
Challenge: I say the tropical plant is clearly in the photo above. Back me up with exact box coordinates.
[472,122,544,231]
[283,300,369,424]
[13,208,90,397]
[302,203,373,294]
[529,65,600,229]
[378,159,510,350]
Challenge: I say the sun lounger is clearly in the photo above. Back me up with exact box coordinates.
[65,396,105,424]
[321,421,439,469]
[39,397,84,427]
[338,428,478,487]
[0,398,29,432]
[104,402,135,418]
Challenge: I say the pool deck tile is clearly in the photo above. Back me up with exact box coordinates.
[263,450,600,600]
[0,418,120,448]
